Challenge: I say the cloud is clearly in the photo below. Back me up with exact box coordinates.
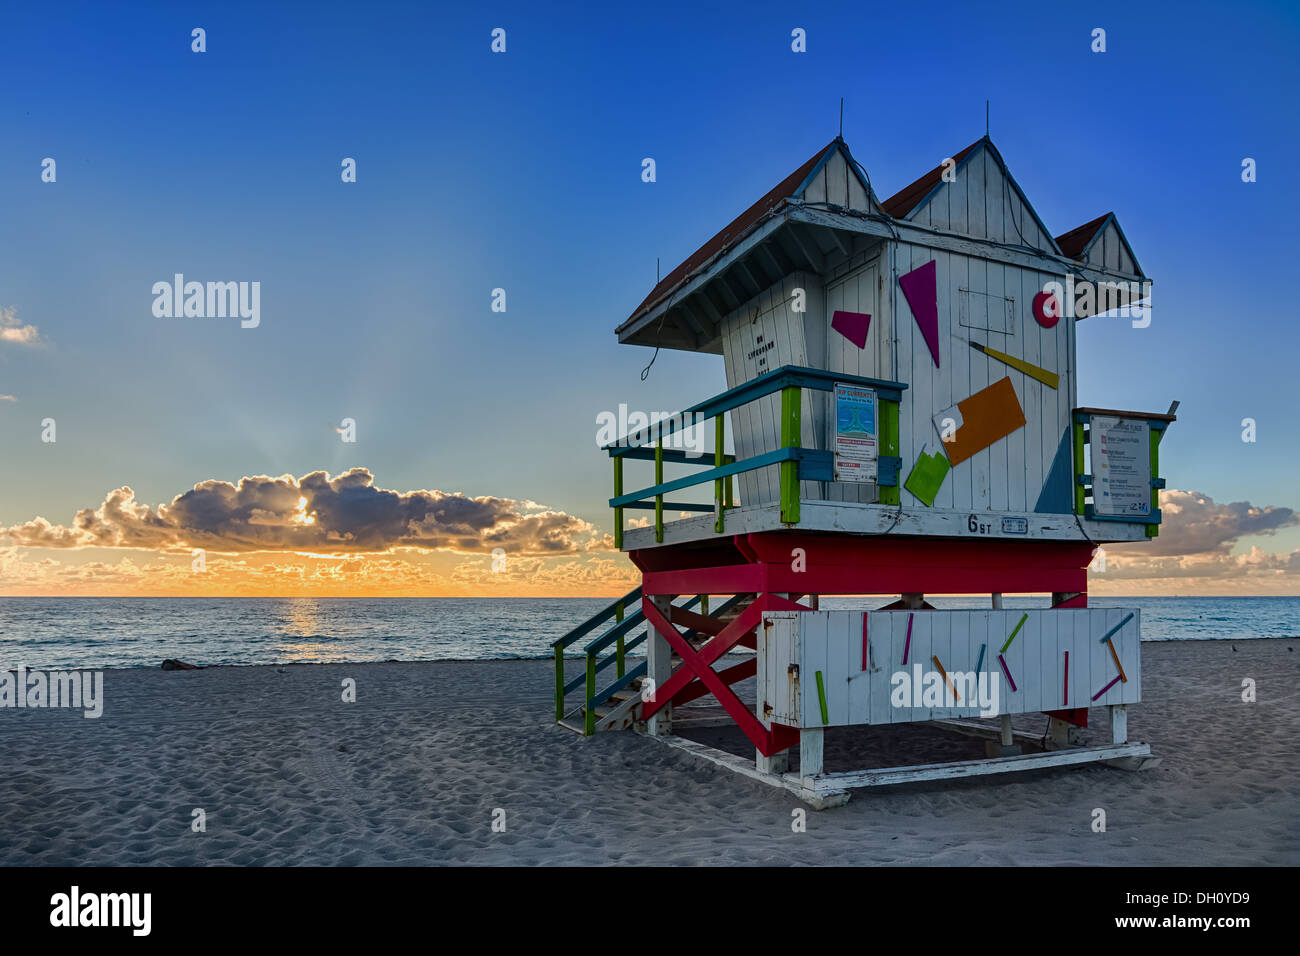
[449,555,637,592]
[1094,489,1300,593]
[2,468,615,556]
[0,394,16,403]
[1134,489,1296,557]
[0,306,42,346]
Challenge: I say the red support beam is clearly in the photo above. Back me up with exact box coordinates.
[642,598,785,755]
[642,533,1093,597]
[643,564,765,596]
[669,605,728,636]
[640,598,764,720]
[672,657,756,707]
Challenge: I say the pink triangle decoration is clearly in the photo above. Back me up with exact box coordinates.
[830,310,872,349]
[899,260,940,368]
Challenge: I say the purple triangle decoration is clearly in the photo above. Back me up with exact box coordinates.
[831,310,872,349]
[898,260,940,368]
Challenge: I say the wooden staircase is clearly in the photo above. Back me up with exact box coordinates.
[552,591,750,736]
[557,677,645,734]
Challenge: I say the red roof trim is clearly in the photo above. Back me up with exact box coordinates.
[1055,212,1113,260]
[620,140,840,329]
[880,139,983,219]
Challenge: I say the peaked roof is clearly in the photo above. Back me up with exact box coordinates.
[619,136,1143,340]
[881,137,1062,255]
[621,139,869,328]
[1055,212,1112,259]
[881,139,982,218]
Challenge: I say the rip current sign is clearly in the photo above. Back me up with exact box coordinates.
[834,384,877,482]
[1090,415,1151,517]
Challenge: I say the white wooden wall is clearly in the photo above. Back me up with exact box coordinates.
[720,272,824,506]
[891,241,1075,514]
[717,246,1073,514]
[758,609,1141,729]
[715,142,1087,517]
[821,254,889,504]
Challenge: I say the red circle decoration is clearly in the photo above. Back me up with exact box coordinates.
[1033,290,1061,328]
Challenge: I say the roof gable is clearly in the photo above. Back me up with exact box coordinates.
[622,139,877,327]
[1055,212,1110,259]
[1055,212,1145,277]
[882,138,1062,255]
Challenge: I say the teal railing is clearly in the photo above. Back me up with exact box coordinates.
[551,590,749,735]
[605,365,908,545]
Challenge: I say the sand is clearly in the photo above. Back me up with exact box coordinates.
[1,638,1296,865]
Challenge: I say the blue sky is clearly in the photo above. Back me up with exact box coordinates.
[1,0,1298,593]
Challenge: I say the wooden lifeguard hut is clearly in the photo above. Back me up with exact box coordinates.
[553,136,1173,807]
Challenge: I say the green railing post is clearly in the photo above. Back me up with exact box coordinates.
[879,399,900,506]
[1146,426,1162,538]
[779,386,801,523]
[700,594,709,615]
[654,439,664,543]
[714,414,726,533]
[613,455,624,550]
[1073,421,1087,515]
[615,600,625,677]
[584,652,597,735]
[554,645,565,721]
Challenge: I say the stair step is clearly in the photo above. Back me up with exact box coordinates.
[557,718,586,734]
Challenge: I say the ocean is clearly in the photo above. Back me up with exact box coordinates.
[0,596,1296,670]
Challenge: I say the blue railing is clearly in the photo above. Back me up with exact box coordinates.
[551,590,750,734]
[604,365,908,545]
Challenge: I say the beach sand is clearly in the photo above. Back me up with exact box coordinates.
[2,638,1296,865]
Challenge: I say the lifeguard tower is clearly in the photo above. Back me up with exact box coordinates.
[553,136,1173,807]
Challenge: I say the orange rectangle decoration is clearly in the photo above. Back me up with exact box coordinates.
[933,376,1026,466]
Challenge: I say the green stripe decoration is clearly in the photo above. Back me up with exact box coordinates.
[1097,612,1135,644]
[815,670,829,725]
[904,443,951,507]
[1000,613,1028,654]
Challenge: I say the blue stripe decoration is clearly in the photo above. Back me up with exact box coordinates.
[1098,613,1135,644]
[1035,427,1075,514]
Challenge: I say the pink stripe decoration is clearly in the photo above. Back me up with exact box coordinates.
[1091,674,1123,702]
[998,653,1017,692]
[1063,650,1069,706]
[831,310,872,350]
[861,613,869,671]
[902,612,914,665]
[898,260,940,368]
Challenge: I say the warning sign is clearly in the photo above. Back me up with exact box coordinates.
[834,384,877,483]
